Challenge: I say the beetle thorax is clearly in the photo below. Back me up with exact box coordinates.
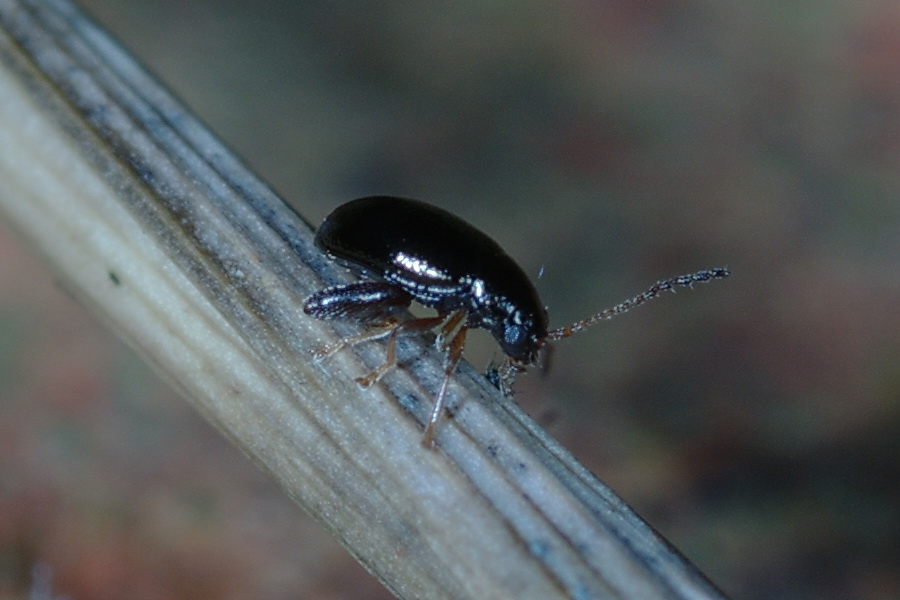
[462,276,544,363]
[463,276,501,325]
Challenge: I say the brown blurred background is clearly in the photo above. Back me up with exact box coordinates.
[1,1,898,599]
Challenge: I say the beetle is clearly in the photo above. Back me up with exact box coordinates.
[304,196,729,446]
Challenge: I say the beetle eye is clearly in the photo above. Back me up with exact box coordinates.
[501,323,531,360]
[503,323,524,345]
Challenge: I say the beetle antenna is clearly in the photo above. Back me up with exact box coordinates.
[546,267,730,340]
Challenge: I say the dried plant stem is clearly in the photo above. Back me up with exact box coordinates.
[0,1,726,599]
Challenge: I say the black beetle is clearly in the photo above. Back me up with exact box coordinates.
[304,196,729,446]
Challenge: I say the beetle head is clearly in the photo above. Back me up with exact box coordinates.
[495,310,547,365]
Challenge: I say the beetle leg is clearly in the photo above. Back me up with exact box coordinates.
[422,312,468,447]
[306,281,415,359]
[304,281,412,321]
[499,360,525,396]
[355,314,447,387]
[313,317,401,360]
[435,310,466,349]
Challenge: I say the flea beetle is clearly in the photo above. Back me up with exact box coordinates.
[304,196,729,446]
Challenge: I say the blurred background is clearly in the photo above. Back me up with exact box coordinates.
[1,1,898,598]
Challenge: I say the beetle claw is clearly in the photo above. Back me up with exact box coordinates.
[312,341,345,360]
[355,371,382,387]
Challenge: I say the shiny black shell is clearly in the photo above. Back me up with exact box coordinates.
[314,196,549,362]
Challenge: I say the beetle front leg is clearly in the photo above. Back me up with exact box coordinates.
[422,311,469,447]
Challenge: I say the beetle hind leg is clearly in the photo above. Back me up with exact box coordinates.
[304,281,413,321]
[306,281,415,359]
